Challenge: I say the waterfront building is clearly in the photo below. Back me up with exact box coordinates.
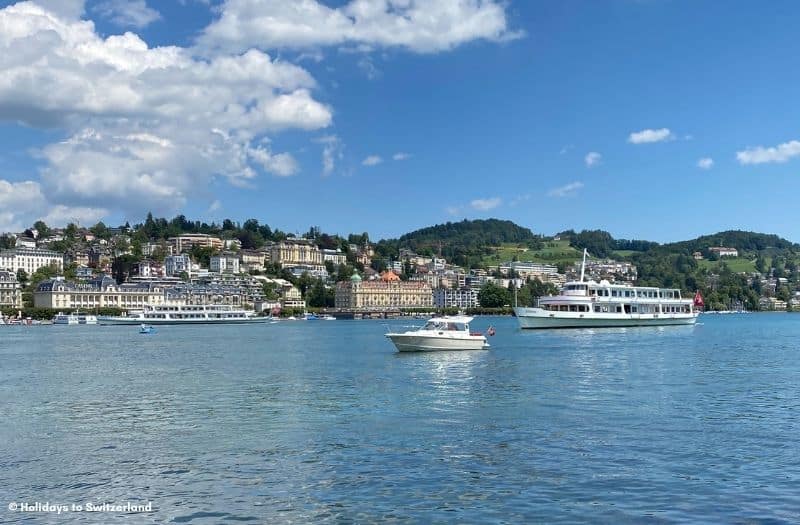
[433,287,479,309]
[164,254,192,277]
[0,247,63,275]
[759,297,787,311]
[269,239,324,272]
[34,276,174,310]
[335,271,433,310]
[168,234,223,254]
[210,252,241,274]
[0,269,22,307]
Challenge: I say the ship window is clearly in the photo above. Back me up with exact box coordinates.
[569,305,577,312]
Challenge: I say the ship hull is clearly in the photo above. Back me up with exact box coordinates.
[514,307,698,329]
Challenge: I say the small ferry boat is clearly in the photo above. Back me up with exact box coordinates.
[53,312,98,325]
[385,315,490,352]
[98,304,267,325]
[514,250,699,329]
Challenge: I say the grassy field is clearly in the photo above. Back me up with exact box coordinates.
[482,240,583,266]
[697,257,757,273]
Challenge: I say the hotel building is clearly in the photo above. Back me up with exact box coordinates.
[335,271,433,310]
[0,247,63,275]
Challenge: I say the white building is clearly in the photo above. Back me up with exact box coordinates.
[322,248,347,266]
[210,252,241,274]
[34,276,176,310]
[433,287,479,309]
[164,254,192,277]
[709,247,739,258]
[0,269,22,307]
[0,247,63,275]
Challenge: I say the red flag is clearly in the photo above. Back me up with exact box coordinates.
[693,291,704,307]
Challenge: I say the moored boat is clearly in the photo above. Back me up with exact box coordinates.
[385,315,490,352]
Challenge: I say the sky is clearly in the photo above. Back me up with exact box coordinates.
[1,0,800,243]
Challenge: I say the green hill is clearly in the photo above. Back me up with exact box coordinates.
[375,219,542,268]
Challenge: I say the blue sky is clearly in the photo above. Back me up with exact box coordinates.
[1,0,800,243]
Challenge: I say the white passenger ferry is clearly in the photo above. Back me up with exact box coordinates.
[97,304,267,325]
[514,251,699,329]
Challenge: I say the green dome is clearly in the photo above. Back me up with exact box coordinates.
[350,273,362,282]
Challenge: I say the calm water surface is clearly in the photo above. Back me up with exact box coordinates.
[1,314,799,523]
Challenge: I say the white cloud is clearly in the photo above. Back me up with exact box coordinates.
[92,0,161,28]
[392,152,410,161]
[736,140,800,165]
[584,151,601,167]
[547,181,584,198]
[445,205,463,216]
[34,0,84,19]
[0,2,332,220]
[697,157,714,170]
[315,135,342,176]
[198,0,523,54]
[628,128,674,144]
[208,199,222,212]
[361,155,382,166]
[0,178,106,232]
[470,197,502,211]
[559,144,573,155]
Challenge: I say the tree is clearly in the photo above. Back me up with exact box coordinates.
[0,234,15,249]
[16,268,28,286]
[306,278,331,307]
[478,282,510,308]
[33,220,51,239]
[90,221,110,239]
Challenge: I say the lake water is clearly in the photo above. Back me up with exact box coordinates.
[1,314,799,523]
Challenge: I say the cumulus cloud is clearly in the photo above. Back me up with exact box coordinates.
[736,140,800,165]
[0,2,331,223]
[470,197,502,211]
[0,178,106,232]
[392,152,410,161]
[547,181,584,198]
[628,128,674,144]
[92,0,161,28]
[584,151,601,167]
[197,0,522,54]
[697,157,714,169]
[361,155,382,166]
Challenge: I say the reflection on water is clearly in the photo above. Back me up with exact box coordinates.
[1,315,799,523]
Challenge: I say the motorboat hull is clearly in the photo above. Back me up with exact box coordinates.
[386,333,489,352]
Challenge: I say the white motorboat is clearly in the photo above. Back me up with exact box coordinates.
[385,315,490,352]
[514,249,700,329]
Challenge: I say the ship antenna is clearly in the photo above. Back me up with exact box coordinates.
[580,248,587,282]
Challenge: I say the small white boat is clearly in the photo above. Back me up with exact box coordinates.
[53,312,79,325]
[385,315,490,352]
[139,324,157,334]
[53,312,98,325]
[321,314,337,321]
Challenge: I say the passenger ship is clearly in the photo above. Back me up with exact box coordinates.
[514,251,699,329]
[97,304,267,325]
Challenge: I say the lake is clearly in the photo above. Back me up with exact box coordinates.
[1,314,799,523]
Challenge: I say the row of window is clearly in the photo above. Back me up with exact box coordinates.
[544,303,692,314]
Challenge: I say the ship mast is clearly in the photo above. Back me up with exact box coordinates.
[580,248,587,282]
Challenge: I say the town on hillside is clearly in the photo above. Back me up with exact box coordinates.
[1,218,799,319]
